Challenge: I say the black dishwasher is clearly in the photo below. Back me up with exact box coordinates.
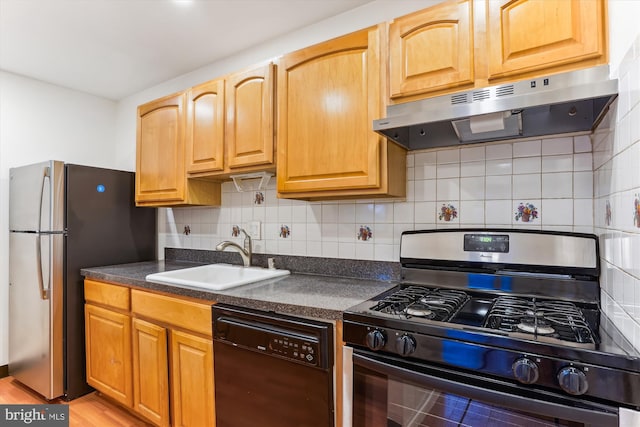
[212,304,334,427]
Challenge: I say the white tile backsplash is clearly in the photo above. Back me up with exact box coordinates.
[573,153,593,171]
[460,177,485,200]
[593,33,640,352]
[542,137,573,155]
[574,171,594,198]
[486,175,512,199]
[574,135,592,153]
[460,146,485,162]
[542,154,573,172]
[485,200,513,224]
[436,178,460,200]
[513,157,541,174]
[486,143,513,160]
[541,172,573,198]
[460,161,485,177]
[513,174,541,199]
[513,139,541,157]
[437,148,460,164]
[486,159,513,175]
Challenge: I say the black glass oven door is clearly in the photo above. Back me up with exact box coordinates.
[352,350,618,427]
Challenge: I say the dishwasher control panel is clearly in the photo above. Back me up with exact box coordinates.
[212,304,333,370]
[269,336,318,365]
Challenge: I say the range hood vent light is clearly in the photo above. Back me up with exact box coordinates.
[452,111,523,142]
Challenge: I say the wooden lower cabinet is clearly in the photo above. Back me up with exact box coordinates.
[85,280,214,426]
[132,318,170,426]
[85,304,133,407]
[170,330,215,427]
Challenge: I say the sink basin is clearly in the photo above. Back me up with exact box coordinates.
[145,264,290,291]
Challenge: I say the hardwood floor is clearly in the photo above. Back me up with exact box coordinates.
[0,377,153,426]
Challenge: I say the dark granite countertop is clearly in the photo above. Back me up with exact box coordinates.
[81,260,397,320]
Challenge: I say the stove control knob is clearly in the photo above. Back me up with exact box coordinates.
[557,366,589,395]
[395,334,417,357]
[365,329,386,351]
[512,358,539,384]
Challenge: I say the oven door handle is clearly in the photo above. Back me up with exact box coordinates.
[353,352,618,427]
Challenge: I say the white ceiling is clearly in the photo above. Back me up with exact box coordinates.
[0,0,374,100]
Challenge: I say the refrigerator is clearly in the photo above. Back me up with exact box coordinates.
[8,160,156,400]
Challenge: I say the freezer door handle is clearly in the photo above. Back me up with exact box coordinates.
[36,234,49,300]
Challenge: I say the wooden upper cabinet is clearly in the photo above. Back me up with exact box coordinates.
[136,92,221,207]
[186,79,225,174]
[486,0,608,81]
[226,63,276,170]
[277,26,406,199]
[136,92,186,204]
[386,0,608,102]
[389,0,474,99]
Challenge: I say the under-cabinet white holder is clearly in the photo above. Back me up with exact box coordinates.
[230,171,272,192]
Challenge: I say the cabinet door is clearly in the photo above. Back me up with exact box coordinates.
[226,63,276,169]
[85,304,132,407]
[186,79,225,174]
[277,27,384,194]
[136,92,186,204]
[170,330,215,427]
[487,0,607,81]
[389,0,474,99]
[132,318,170,427]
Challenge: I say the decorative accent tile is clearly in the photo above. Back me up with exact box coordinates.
[279,224,290,238]
[357,225,373,241]
[514,202,539,223]
[438,203,458,222]
[254,191,265,204]
[606,199,612,226]
[232,225,240,237]
[634,194,640,228]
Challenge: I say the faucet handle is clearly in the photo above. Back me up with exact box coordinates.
[240,228,252,257]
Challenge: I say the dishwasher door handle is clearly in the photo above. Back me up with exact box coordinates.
[215,315,318,343]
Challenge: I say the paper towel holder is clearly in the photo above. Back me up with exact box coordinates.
[230,171,273,192]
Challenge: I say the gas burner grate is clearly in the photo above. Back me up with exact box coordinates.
[371,286,469,322]
[484,296,595,344]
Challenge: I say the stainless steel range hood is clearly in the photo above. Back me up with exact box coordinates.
[373,65,618,150]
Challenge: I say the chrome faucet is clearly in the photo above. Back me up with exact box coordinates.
[216,228,252,267]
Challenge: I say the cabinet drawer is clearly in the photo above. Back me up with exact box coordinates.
[84,279,130,311]
[131,290,212,337]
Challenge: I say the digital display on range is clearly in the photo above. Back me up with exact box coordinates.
[464,234,509,253]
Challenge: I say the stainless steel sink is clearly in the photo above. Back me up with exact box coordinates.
[145,263,290,291]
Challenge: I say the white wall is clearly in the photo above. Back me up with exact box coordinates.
[0,71,119,365]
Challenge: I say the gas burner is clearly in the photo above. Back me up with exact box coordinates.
[485,296,595,345]
[405,304,435,318]
[371,286,470,322]
[517,316,555,335]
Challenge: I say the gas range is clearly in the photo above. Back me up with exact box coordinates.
[343,229,640,410]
